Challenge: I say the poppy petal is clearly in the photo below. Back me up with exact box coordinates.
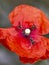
[40,38,49,60]
[1,27,18,50]
[19,56,40,63]
[41,51,49,60]
[9,4,49,35]
[8,5,42,28]
[39,12,49,35]
[0,28,7,40]
[46,38,49,51]
[4,28,47,58]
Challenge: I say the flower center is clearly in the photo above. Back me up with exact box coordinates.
[24,28,31,36]
[17,22,36,44]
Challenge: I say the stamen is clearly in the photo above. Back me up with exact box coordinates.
[18,22,22,28]
[16,22,22,30]
[30,37,35,44]
[30,24,36,31]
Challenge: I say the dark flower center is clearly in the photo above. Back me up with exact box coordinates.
[17,22,36,44]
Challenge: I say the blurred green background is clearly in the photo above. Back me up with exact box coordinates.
[0,0,49,65]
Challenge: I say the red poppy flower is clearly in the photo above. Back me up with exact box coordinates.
[0,4,49,63]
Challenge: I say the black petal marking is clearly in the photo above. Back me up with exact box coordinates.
[18,22,22,28]
[30,24,36,31]
[30,37,35,44]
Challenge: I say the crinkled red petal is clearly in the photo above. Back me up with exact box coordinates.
[19,56,40,64]
[39,12,49,35]
[0,28,7,40]
[2,28,47,58]
[41,38,49,60]
[9,4,49,34]
[41,51,49,60]
[46,38,49,51]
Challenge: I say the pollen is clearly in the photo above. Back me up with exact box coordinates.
[25,28,31,35]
